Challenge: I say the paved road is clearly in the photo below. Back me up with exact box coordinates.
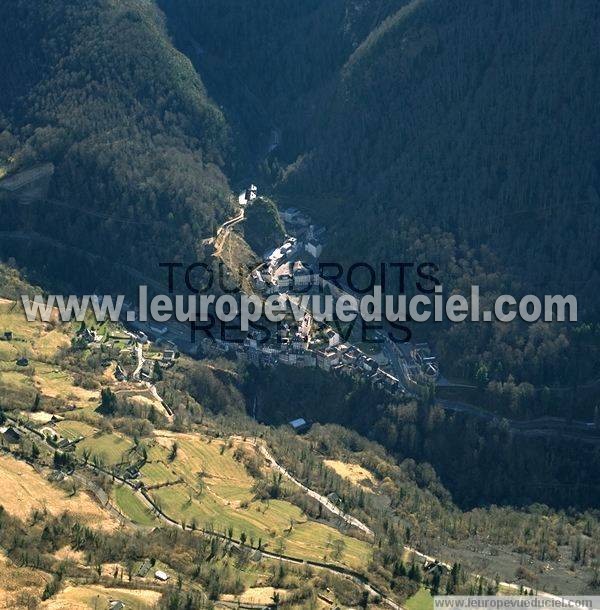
[124,341,173,418]
[11,415,569,604]
[6,219,596,443]
[218,207,245,235]
[5,415,401,607]
[213,204,245,256]
[132,342,144,380]
[436,399,600,443]
[257,443,375,537]
[254,439,576,601]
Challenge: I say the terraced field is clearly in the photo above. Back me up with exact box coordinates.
[0,298,375,588]
[150,482,370,565]
[113,485,158,527]
[154,432,256,502]
[33,362,99,404]
[1,296,374,572]
[76,432,135,466]
[53,419,97,441]
[0,368,37,408]
[140,432,372,568]
[140,460,179,486]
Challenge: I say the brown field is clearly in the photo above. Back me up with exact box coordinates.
[0,300,100,408]
[42,584,161,610]
[153,430,255,502]
[53,418,97,440]
[20,410,57,424]
[34,328,71,359]
[33,363,99,403]
[53,546,87,564]
[103,361,117,380]
[0,454,119,531]
[125,392,171,418]
[324,459,376,491]
[0,552,50,610]
[221,586,287,605]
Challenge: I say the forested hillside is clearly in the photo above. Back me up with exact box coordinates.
[3,0,599,304]
[241,196,285,255]
[4,0,598,299]
[284,0,600,411]
[244,363,600,511]
[0,0,233,288]
[1,2,599,411]
[161,0,600,306]
[159,0,409,174]
[280,0,600,308]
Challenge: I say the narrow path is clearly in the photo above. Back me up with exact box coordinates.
[213,205,245,257]
[256,443,375,538]
[138,482,402,609]
[130,341,173,419]
[9,416,569,604]
[132,342,144,380]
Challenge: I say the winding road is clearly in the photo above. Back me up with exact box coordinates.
[6,416,401,608]
[8,414,571,605]
[257,443,375,537]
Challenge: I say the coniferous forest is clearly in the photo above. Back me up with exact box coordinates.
[1,1,600,570]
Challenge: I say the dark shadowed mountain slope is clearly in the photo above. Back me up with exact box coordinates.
[158,0,600,409]
[281,0,600,307]
[1,1,599,406]
[159,0,410,173]
[161,0,600,311]
[0,0,233,287]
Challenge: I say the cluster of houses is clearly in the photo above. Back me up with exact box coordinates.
[279,208,326,257]
[252,258,319,294]
[411,343,439,379]
[2,411,83,455]
[273,260,317,292]
[204,199,404,394]
[0,415,83,460]
[0,425,22,450]
[199,313,401,396]
[40,420,80,450]
[265,234,299,269]
[402,342,440,387]
[106,563,171,609]
[251,206,326,295]
[136,347,177,381]
[1,420,77,454]
[313,342,401,393]
[78,327,100,344]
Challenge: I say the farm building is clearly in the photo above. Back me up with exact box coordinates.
[0,426,22,448]
[288,418,310,433]
[154,570,170,582]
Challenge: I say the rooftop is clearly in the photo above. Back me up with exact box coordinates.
[289,417,308,429]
